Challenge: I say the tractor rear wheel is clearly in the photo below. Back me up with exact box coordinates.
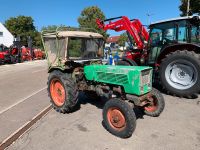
[143,88,165,117]
[103,99,136,138]
[160,50,200,97]
[48,70,79,113]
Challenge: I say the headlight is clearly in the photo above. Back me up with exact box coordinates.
[141,69,151,86]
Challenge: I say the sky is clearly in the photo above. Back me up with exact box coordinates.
[0,0,181,35]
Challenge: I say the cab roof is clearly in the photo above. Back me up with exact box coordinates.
[150,15,200,26]
[43,31,103,38]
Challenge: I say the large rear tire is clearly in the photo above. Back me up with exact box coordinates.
[48,70,79,113]
[160,50,200,97]
[103,99,136,138]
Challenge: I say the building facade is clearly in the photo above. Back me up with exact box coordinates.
[0,22,14,47]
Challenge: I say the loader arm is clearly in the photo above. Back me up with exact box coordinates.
[130,19,149,43]
[96,16,149,49]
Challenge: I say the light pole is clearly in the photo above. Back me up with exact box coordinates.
[147,13,154,25]
[187,0,190,16]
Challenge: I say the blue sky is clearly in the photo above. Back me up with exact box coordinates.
[0,0,181,35]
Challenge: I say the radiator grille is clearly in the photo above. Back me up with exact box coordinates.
[96,71,128,84]
[141,69,151,86]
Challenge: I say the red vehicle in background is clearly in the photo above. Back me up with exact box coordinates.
[21,46,32,61]
[0,35,45,65]
[0,45,18,64]
[33,48,45,60]
[0,45,34,65]
[0,45,8,64]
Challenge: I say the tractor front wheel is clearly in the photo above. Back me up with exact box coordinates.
[48,70,79,113]
[160,50,200,97]
[143,88,165,117]
[103,99,136,138]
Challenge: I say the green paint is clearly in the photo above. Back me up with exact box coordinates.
[84,65,152,96]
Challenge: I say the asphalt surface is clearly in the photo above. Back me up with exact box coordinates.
[0,61,200,150]
[8,94,200,150]
[0,60,49,143]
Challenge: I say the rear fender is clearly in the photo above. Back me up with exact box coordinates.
[48,67,65,73]
[48,65,73,74]
[156,43,200,64]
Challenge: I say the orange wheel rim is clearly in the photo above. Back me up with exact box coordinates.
[50,79,66,106]
[144,96,158,112]
[107,107,126,131]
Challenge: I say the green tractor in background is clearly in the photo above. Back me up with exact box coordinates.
[41,27,165,138]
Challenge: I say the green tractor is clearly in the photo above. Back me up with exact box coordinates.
[41,27,165,138]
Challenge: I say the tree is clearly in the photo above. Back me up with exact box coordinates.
[118,33,128,48]
[41,25,66,31]
[4,15,42,47]
[78,6,109,39]
[34,31,42,48]
[179,0,200,16]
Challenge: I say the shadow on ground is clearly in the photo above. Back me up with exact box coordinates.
[77,92,145,120]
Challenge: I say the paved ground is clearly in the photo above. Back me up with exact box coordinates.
[8,91,200,149]
[0,60,49,143]
[1,61,200,150]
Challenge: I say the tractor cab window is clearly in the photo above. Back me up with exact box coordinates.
[178,20,188,42]
[191,25,200,43]
[188,17,200,43]
[148,22,176,63]
[148,28,162,63]
[161,22,177,44]
[68,37,103,60]
[150,28,163,46]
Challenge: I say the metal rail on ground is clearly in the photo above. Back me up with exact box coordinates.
[0,105,52,150]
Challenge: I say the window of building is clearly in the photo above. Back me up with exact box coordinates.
[0,32,3,37]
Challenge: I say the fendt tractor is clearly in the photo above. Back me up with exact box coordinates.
[41,27,165,138]
[97,16,200,97]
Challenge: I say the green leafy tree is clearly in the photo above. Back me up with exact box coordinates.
[34,31,42,48]
[41,25,66,31]
[179,0,200,16]
[78,6,109,39]
[118,33,128,48]
[4,16,41,47]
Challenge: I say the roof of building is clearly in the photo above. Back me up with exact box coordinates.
[106,36,120,43]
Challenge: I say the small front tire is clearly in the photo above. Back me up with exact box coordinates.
[103,99,136,138]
